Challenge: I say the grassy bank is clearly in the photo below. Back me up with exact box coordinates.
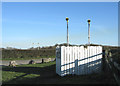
[2,49,55,59]
[2,61,117,84]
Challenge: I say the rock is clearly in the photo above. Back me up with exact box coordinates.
[48,58,51,62]
[51,58,56,62]
[54,58,56,61]
[44,58,51,63]
[9,61,17,67]
[41,58,53,63]
[29,60,36,64]
[42,58,44,63]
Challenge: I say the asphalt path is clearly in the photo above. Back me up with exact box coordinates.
[0,58,55,66]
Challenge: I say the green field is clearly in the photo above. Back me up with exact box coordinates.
[2,61,117,84]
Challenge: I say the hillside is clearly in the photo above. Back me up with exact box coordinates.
[2,43,119,60]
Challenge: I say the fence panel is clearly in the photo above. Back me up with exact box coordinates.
[56,46,102,76]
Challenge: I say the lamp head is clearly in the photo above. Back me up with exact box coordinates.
[66,17,69,22]
[87,19,91,24]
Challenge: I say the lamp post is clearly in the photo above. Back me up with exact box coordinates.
[32,43,34,49]
[66,17,69,46]
[87,19,91,45]
[38,43,39,50]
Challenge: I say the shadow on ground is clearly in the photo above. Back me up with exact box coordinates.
[2,63,118,85]
[2,63,61,84]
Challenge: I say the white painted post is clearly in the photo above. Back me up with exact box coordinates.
[61,46,64,76]
[71,46,74,75]
[56,46,61,76]
[75,47,78,74]
[77,47,80,75]
[72,47,74,74]
[66,46,69,75]
[87,46,90,74]
[64,47,67,76]
[69,47,72,74]
[90,46,94,73]
[96,46,99,72]
[81,46,85,75]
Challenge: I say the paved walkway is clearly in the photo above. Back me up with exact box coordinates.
[0,58,55,66]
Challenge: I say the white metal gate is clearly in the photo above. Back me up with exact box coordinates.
[56,46,102,76]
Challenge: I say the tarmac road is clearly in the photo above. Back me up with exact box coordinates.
[0,58,55,66]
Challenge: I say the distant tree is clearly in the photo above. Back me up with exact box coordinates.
[48,46,52,49]
[55,44,58,47]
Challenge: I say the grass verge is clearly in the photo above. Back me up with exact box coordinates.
[2,61,117,84]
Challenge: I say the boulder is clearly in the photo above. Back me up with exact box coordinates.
[48,58,51,62]
[44,58,51,63]
[9,61,17,67]
[29,60,36,64]
[42,58,44,63]
[51,58,56,62]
